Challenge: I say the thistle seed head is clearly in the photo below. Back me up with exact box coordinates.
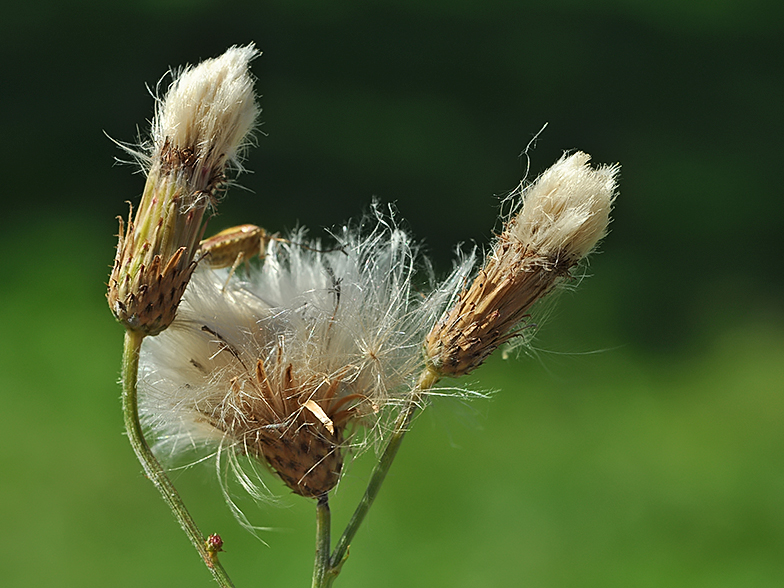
[425,152,618,377]
[138,211,449,498]
[108,45,260,336]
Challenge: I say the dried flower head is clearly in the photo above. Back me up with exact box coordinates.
[138,212,451,498]
[425,151,618,377]
[108,45,259,335]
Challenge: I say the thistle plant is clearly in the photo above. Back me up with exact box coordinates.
[107,45,618,587]
[140,216,450,493]
[107,45,259,587]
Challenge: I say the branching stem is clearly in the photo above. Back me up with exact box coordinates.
[314,367,441,588]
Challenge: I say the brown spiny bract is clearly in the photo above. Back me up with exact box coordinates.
[199,347,359,497]
[108,213,196,336]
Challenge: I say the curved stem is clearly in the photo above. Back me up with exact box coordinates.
[311,494,331,588]
[323,367,441,587]
[122,329,236,587]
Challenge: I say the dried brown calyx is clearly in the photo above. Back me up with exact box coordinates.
[194,327,373,498]
[108,211,201,337]
[424,235,572,377]
[425,152,618,378]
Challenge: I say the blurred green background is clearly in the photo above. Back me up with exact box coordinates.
[1,1,782,586]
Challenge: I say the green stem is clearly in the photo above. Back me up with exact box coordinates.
[122,329,235,587]
[311,494,332,588]
[323,367,441,587]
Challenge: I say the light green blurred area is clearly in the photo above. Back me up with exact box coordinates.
[1,0,782,586]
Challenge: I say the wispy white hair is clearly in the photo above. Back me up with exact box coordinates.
[137,206,472,498]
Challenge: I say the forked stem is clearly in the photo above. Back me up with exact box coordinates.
[316,367,441,587]
[122,329,235,587]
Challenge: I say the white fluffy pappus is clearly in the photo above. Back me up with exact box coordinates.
[152,44,260,176]
[509,151,618,264]
[138,210,470,499]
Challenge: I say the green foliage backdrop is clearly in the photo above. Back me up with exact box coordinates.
[1,1,782,586]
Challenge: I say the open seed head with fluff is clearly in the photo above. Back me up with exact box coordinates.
[138,210,471,498]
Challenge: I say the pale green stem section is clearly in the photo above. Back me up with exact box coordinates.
[311,494,332,588]
[318,367,441,588]
[122,329,236,587]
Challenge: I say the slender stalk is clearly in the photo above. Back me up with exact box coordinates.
[122,329,236,587]
[311,494,332,588]
[322,367,441,587]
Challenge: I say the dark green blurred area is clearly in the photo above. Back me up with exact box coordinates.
[1,1,782,586]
